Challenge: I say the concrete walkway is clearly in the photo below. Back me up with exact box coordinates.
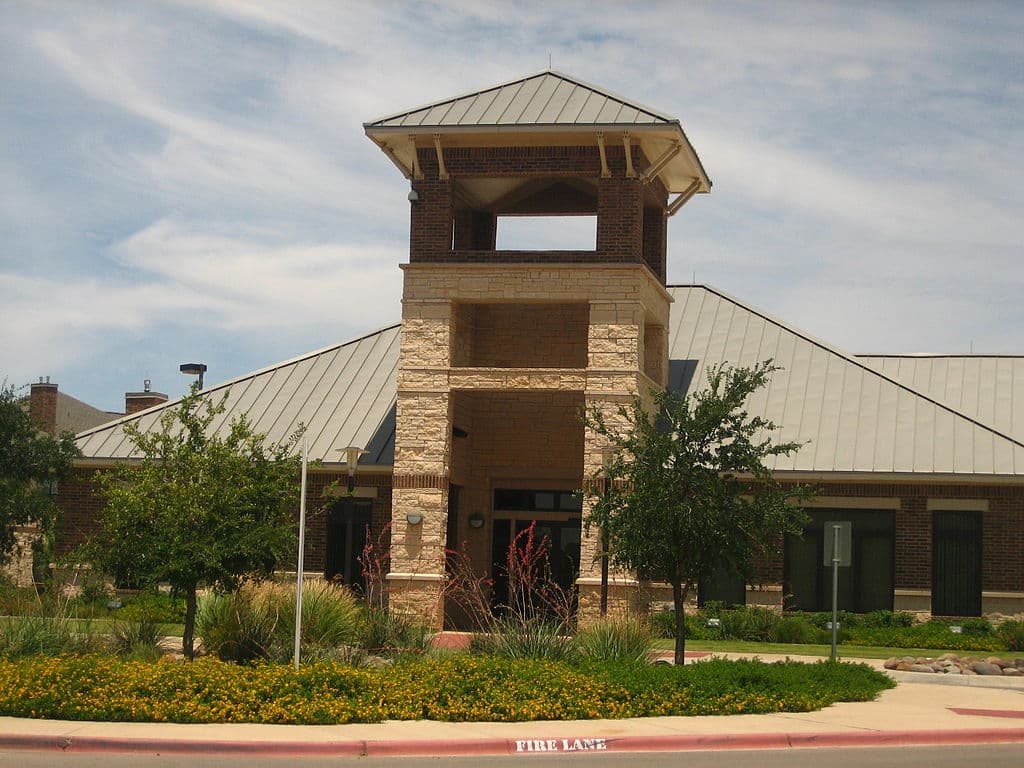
[1,654,1022,757]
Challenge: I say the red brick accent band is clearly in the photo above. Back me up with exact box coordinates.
[392,474,448,490]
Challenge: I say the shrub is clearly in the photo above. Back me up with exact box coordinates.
[360,608,432,658]
[773,616,819,644]
[572,617,653,664]
[861,610,915,628]
[469,617,574,662]
[116,592,186,625]
[719,606,780,641]
[997,619,1024,652]
[0,614,103,658]
[107,619,164,661]
[197,581,362,664]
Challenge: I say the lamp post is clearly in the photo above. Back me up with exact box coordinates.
[179,362,207,390]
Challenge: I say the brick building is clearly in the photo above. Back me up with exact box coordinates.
[59,71,1024,623]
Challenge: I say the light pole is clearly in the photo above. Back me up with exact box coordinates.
[179,362,207,390]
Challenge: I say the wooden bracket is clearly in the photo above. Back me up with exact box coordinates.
[640,142,683,184]
[432,134,448,180]
[409,135,423,180]
[622,132,636,178]
[596,132,611,178]
[666,178,701,216]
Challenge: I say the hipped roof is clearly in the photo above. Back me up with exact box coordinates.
[76,288,1024,478]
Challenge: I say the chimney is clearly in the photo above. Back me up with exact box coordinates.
[29,377,58,433]
[125,379,168,415]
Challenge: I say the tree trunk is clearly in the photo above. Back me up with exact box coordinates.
[672,580,686,665]
[183,585,198,661]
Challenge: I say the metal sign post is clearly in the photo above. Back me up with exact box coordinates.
[823,521,851,663]
[293,437,308,669]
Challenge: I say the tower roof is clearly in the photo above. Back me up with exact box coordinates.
[365,70,710,195]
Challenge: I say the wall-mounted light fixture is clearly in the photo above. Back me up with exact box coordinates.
[406,513,423,526]
[407,189,420,202]
[468,512,485,529]
[339,446,368,493]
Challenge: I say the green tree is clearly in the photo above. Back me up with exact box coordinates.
[0,383,79,567]
[87,386,302,659]
[586,361,811,664]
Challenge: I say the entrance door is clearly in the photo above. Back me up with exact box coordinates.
[325,497,373,590]
[490,517,581,613]
[932,511,982,616]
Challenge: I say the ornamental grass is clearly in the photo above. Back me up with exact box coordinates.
[0,654,894,725]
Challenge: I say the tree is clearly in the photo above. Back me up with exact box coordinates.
[0,383,79,567]
[586,361,811,665]
[87,386,302,659]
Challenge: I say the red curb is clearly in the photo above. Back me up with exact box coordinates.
[0,728,1022,756]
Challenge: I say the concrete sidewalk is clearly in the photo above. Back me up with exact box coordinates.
[1,655,1022,757]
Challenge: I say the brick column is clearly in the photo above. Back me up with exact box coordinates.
[29,380,58,433]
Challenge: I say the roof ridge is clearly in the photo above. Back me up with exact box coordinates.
[74,323,402,440]
[667,283,1024,452]
[363,69,676,127]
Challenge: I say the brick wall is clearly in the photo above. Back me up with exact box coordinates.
[451,302,589,368]
[54,467,394,577]
[761,480,1024,593]
[408,145,666,283]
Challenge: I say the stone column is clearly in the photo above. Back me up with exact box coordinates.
[387,296,453,627]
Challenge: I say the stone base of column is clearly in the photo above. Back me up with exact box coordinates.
[576,577,646,625]
[386,572,446,629]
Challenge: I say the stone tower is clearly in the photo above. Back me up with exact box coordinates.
[364,71,710,626]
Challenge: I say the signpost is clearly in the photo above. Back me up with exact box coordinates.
[293,437,308,669]
[823,521,851,662]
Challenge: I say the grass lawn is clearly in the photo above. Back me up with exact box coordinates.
[651,637,1011,660]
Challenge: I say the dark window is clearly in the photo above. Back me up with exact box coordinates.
[784,509,894,613]
[493,488,581,512]
[932,511,982,617]
[325,498,373,590]
[699,563,746,607]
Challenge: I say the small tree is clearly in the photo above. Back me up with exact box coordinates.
[86,386,302,659]
[0,383,79,567]
[586,361,811,664]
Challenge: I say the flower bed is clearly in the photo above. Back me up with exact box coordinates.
[0,654,893,725]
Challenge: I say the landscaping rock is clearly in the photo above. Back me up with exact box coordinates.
[971,661,1004,675]
[1002,667,1022,676]
[909,664,936,673]
[883,657,900,670]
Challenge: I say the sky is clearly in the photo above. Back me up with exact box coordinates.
[2,1,1022,413]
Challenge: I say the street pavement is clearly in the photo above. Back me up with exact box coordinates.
[0,652,1021,757]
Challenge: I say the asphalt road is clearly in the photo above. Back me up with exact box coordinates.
[1,744,1022,767]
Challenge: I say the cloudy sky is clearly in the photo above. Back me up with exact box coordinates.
[2,1,1021,412]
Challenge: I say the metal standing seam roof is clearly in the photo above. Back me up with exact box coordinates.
[857,355,1024,443]
[76,288,1024,477]
[76,325,400,465]
[667,286,1024,476]
[363,70,678,129]
[364,70,711,196]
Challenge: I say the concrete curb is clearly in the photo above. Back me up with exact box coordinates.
[1,728,1022,756]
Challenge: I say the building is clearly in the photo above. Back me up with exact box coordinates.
[58,71,1024,622]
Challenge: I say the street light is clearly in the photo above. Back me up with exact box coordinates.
[340,446,368,493]
[179,362,207,390]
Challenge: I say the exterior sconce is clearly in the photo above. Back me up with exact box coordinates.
[406,513,423,526]
[468,512,484,529]
[340,446,368,493]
